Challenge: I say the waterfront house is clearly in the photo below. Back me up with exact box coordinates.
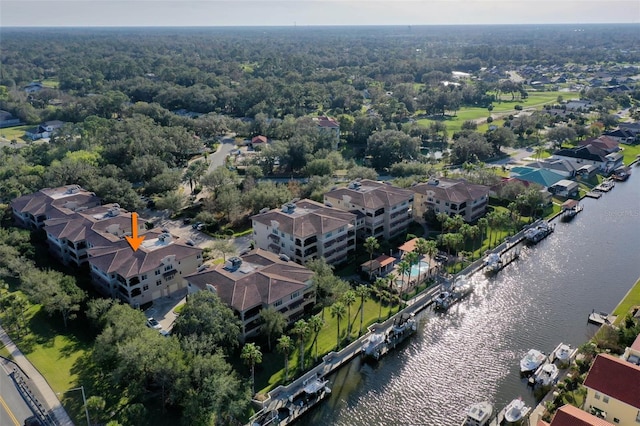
[552,145,623,174]
[251,198,358,265]
[543,404,614,426]
[583,353,640,424]
[411,178,490,223]
[548,179,579,198]
[509,167,566,189]
[88,231,203,307]
[185,249,315,340]
[324,180,414,240]
[578,136,620,154]
[11,185,101,229]
[525,159,577,178]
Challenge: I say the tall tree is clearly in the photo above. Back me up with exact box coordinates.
[276,335,294,383]
[183,159,208,193]
[308,315,325,363]
[330,301,346,350]
[363,236,380,279]
[260,307,286,352]
[397,260,411,296]
[292,319,309,372]
[355,285,370,336]
[341,290,357,338]
[241,343,262,396]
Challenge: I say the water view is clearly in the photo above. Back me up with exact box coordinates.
[312,173,640,426]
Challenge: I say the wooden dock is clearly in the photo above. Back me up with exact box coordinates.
[585,191,602,199]
[588,310,617,326]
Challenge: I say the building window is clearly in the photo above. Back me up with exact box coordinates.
[156,280,162,286]
[274,299,282,307]
[613,418,619,424]
[326,232,332,238]
[291,291,300,300]
[143,285,149,291]
[603,396,609,403]
[155,270,161,276]
[594,393,600,400]
[141,274,147,281]
[164,265,173,271]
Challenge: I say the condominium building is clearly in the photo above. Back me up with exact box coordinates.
[185,249,315,339]
[88,231,203,307]
[324,180,414,240]
[11,185,101,229]
[251,199,358,265]
[411,178,489,223]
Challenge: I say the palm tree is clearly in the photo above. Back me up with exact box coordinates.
[404,251,419,293]
[241,342,262,395]
[276,335,294,382]
[330,301,346,349]
[182,159,208,194]
[477,218,488,251]
[292,319,309,372]
[423,239,438,278]
[467,225,480,259]
[374,278,387,321]
[308,315,324,363]
[341,290,356,338]
[355,285,370,336]
[397,260,411,296]
[436,212,449,236]
[259,307,286,352]
[363,236,380,279]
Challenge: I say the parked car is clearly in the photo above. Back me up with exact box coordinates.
[192,222,203,229]
[146,317,162,330]
[159,329,171,337]
[186,239,196,246]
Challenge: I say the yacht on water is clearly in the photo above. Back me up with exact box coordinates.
[433,291,452,311]
[461,401,493,426]
[483,253,503,275]
[554,343,572,365]
[533,363,559,387]
[520,349,546,374]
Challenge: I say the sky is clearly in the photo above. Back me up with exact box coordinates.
[1,0,639,27]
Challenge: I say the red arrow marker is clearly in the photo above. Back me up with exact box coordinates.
[125,212,145,251]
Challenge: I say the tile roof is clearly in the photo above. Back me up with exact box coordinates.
[11,185,100,218]
[314,116,339,129]
[325,179,414,210]
[510,167,566,187]
[88,230,202,278]
[251,198,355,238]
[185,249,313,312]
[550,404,613,426]
[411,178,490,204]
[583,353,640,409]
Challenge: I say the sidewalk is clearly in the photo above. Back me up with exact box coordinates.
[0,325,74,426]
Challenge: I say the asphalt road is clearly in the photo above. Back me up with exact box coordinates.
[0,366,35,426]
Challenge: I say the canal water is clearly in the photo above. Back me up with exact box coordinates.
[311,173,640,426]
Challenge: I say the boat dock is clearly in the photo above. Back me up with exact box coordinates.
[587,310,617,326]
[486,406,506,426]
[594,180,615,192]
[585,191,602,199]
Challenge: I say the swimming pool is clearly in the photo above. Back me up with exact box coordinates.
[410,260,430,277]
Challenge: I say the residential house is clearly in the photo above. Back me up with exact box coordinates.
[24,120,64,140]
[24,82,43,93]
[603,128,638,145]
[543,404,614,426]
[44,204,145,267]
[88,231,203,307]
[250,135,268,150]
[313,116,340,149]
[360,254,396,280]
[251,199,358,265]
[411,178,490,223]
[578,136,620,154]
[565,100,593,112]
[577,164,599,179]
[185,249,315,339]
[621,333,640,366]
[324,180,414,240]
[0,110,20,128]
[11,185,101,229]
[583,353,640,424]
[548,179,579,198]
[552,145,623,174]
[525,158,578,178]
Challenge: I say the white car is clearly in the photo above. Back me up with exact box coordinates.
[146,317,162,330]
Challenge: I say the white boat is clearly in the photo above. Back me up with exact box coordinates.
[520,349,546,373]
[554,344,572,364]
[433,291,452,310]
[462,401,493,426]
[483,253,502,274]
[451,275,473,299]
[362,332,387,360]
[503,398,530,424]
[534,363,559,387]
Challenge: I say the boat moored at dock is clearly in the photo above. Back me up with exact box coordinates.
[461,401,494,426]
[561,199,583,221]
[361,332,388,361]
[520,349,546,374]
[503,398,530,425]
[532,363,559,387]
[483,253,503,275]
[523,221,554,244]
[554,343,572,366]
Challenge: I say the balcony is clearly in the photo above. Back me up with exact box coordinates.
[268,233,280,243]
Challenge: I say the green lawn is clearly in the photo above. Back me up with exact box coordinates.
[612,277,640,326]
[41,78,60,89]
[620,143,640,166]
[0,125,32,142]
[256,297,396,394]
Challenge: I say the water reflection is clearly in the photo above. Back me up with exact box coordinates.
[311,175,640,426]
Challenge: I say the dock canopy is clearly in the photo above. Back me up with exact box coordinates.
[561,199,578,211]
